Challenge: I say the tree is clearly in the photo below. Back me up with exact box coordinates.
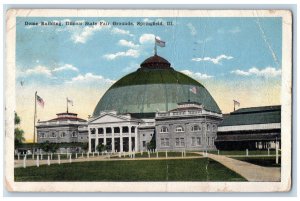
[14,112,25,148]
[41,141,59,153]
[96,144,107,152]
[147,131,156,150]
[81,142,89,152]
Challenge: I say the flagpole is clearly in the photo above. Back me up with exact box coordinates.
[33,91,37,143]
[67,97,69,113]
[154,36,157,55]
[234,100,235,112]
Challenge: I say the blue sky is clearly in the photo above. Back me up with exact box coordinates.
[16,17,282,85]
[15,17,282,141]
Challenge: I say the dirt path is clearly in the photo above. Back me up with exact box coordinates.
[197,152,281,182]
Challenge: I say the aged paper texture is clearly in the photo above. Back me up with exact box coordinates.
[5,9,292,192]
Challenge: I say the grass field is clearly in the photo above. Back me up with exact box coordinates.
[14,158,246,182]
[231,156,281,167]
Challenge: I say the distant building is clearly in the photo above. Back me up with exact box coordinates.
[155,102,222,151]
[216,105,281,150]
[36,112,88,144]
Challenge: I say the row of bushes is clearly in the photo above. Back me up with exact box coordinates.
[17,141,89,153]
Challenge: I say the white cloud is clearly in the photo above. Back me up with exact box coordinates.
[69,21,110,44]
[25,65,52,77]
[192,54,233,64]
[111,28,134,37]
[231,67,281,78]
[187,23,197,36]
[103,49,140,60]
[71,25,104,44]
[181,70,213,80]
[20,64,79,78]
[139,34,160,44]
[66,73,115,84]
[53,64,79,72]
[118,39,139,48]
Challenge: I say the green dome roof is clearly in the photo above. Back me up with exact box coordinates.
[93,55,221,117]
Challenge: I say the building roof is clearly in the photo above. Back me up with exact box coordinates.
[40,112,87,123]
[219,105,281,127]
[140,54,171,69]
[93,54,221,117]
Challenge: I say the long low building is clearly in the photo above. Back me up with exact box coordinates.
[216,105,281,150]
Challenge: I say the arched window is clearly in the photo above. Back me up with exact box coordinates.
[207,124,210,131]
[72,131,77,137]
[160,126,169,133]
[50,132,56,138]
[191,125,201,132]
[60,132,66,138]
[212,124,216,132]
[175,126,184,132]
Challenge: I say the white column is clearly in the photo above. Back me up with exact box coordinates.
[120,127,123,153]
[36,155,39,167]
[88,127,92,153]
[129,126,132,152]
[95,127,99,151]
[134,126,138,152]
[104,127,107,145]
[276,141,279,164]
[112,127,115,152]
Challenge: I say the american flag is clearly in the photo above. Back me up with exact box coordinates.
[155,38,166,47]
[233,100,240,107]
[189,86,197,94]
[67,97,73,106]
[36,95,44,108]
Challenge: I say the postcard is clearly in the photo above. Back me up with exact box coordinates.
[5,9,292,192]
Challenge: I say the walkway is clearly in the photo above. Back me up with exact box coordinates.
[197,152,281,182]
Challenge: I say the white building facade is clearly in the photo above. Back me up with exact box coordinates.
[155,102,223,151]
[88,111,142,153]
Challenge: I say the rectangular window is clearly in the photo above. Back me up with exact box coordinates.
[191,137,196,146]
[143,141,146,148]
[180,138,185,146]
[207,137,210,145]
[176,138,185,147]
[197,137,201,145]
[161,138,169,147]
[175,138,180,146]
[165,138,170,146]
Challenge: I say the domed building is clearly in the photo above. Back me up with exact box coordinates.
[88,54,223,152]
[93,54,221,118]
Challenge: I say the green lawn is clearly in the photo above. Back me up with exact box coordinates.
[15,158,246,182]
[231,156,281,167]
